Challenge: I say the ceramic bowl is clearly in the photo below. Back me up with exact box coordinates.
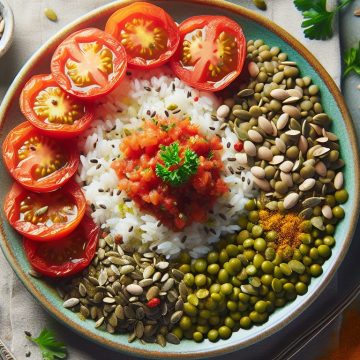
[0,0,359,359]
[0,0,14,58]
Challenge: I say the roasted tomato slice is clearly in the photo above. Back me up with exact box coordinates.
[51,28,127,99]
[4,181,86,242]
[170,15,246,91]
[2,122,79,192]
[23,215,99,277]
[20,74,95,138]
[105,2,180,69]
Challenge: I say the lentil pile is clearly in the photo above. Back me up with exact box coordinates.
[56,38,348,345]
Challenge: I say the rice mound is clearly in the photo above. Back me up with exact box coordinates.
[77,67,256,258]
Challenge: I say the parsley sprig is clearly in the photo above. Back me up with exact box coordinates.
[26,329,67,360]
[344,41,360,77]
[294,0,354,40]
[155,142,199,186]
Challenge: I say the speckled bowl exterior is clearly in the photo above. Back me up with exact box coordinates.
[0,1,359,359]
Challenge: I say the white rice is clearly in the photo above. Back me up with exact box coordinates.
[77,67,256,258]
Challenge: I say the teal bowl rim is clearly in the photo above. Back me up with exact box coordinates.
[0,0,359,358]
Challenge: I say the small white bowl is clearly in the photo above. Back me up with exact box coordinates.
[0,0,14,58]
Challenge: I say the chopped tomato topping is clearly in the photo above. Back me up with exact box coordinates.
[112,118,227,230]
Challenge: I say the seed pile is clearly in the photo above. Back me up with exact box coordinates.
[217,39,346,219]
[0,13,4,41]
[58,234,187,346]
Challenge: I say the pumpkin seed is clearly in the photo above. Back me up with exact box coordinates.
[63,298,80,308]
[44,7,58,22]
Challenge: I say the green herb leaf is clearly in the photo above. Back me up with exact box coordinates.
[155,142,199,186]
[294,0,354,40]
[344,41,360,77]
[27,329,67,360]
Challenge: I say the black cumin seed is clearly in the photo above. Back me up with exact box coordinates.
[112,125,116,130]
[112,145,115,148]
[99,204,107,209]
[172,83,175,91]
[30,146,36,151]
[219,213,226,220]
[117,109,122,113]
[144,86,151,92]
[126,71,132,76]
[227,157,236,162]
[151,111,156,117]
[156,87,161,92]
[157,221,162,227]
[90,159,98,163]
[210,228,216,235]
[187,91,191,98]
[98,188,104,192]
[96,164,101,169]
[124,198,131,202]
[225,204,234,208]
[128,226,134,232]
[228,166,234,174]
[181,236,187,243]
[110,190,114,196]
[164,110,169,117]
[173,109,181,114]
[91,204,95,211]
[117,190,121,196]
[227,142,231,148]
[94,142,97,149]
[209,126,215,130]
[146,110,151,115]
[24,331,32,337]
[236,170,242,175]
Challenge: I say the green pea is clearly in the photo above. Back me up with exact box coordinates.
[207,329,219,342]
[252,225,263,238]
[283,282,295,294]
[253,254,265,269]
[332,206,345,219]
[194,259,207,273]
[238,216,248,228]
[226,244,239,257]
[219,249,229,264]
[254,300,268,314]
[279,263,292,276]
[254,238,267,252]
[266,230,278,242]
[207,263,220,275]
[246,264,257,276]
[224,317,236,329]
[318,244,331,258]
[302,256,312,266]
[261,274,273,287]
[310,264,323,277]
[261,260,275,274]
[309,248,319,260]
[230,287,240,300]
[178,253,191,265]
[225,233,236,244]
[196,325,209,334]
[209,315,221,326]
[299,233,312,245]
[211,293,222,302]
[218,326,232,340]
[187,294,199,306]
[245,199,256,211]
[244,249,256,261]
[221,283,233,296]
[238,293,250,303]
[195,274,207,287]
[299,273,311,284]
[247,222,255,232]
[325,225,335,235]
[179,264,191,273]
[274,266,283,279]
[295,282,308,295]
[265,247,276,261]
[293,249,303,261]
[323,235,335,247]
[227,300,238,312]
[271,278,283,293]
[335,189,348,204]
[288,260,305,274]
[312,229,320,239]
[275,298,286,307]
[272,253,282,266]
[207,251,219,264]
[217,269,229,283]
[210,283,221,293]
[179,316,192,330]
[237,230,251,244]
[299,244,310,255]
[193,331,204,342]
[231,276,241,287]
[230,311,241,321]
[199,309,211,319]
[314,239,323,247]
[229,258,242,273]
[183,273,195,287]
[172,327,183,340]
[205,298,217,311]
[239,316,252,329]
[184,302,198,316]
[238,301,248,312]
[243,238,255,248]
[249,311,263,323]
[248,210,259,223]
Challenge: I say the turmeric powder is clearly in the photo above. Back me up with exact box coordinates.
[259,209,302,251]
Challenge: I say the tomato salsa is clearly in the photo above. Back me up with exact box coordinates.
[112,118,227,230]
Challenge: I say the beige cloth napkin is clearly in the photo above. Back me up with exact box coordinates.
[0,0,341,359]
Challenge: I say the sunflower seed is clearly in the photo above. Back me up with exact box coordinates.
[139,278,153,287]
[334,172,344,190]
[34,206,49,217]
[156,261,169,270]
[244,140,257,156]
[120,265,135,275]
[146,286,160,301]
[322,204,333,219]
[157,334,166,347]
[311,216,325,231]
[299,178,316,191]
[270,88,289,101]
[248,129,263,143]
[135,321,145,338]
[126,284,143,296]
[162,278,175,292]
[276,113,289,130]
[95,317,105,328]
[171,269,184,281]
[283,192,299,209]
[63,298,80,308]
[170,310,183,324]
[166,333,181,345]
[143,265,155,279]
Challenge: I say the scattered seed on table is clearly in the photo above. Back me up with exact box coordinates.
[44,8,58,22]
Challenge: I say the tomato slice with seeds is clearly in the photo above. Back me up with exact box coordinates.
[20,74,95,138]
[51,28,127,99]
[23,215,99,277]
[4,181,86,242]
[2,122,79,192]
[170,15,247,91]
[105,2,180,69]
